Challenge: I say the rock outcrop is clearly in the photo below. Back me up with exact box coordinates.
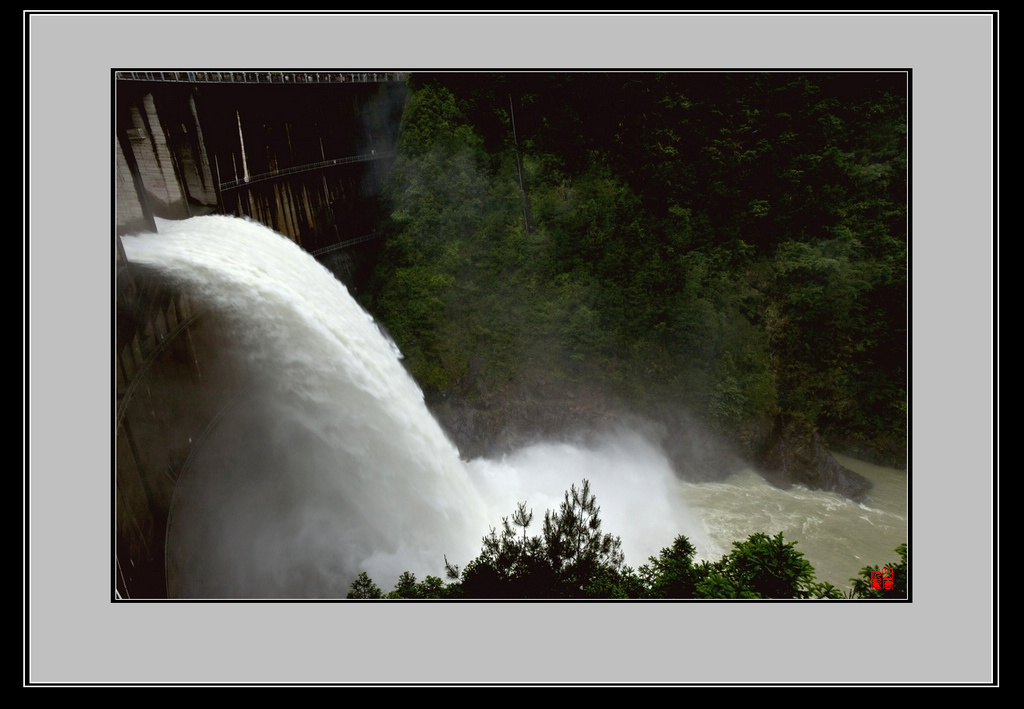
[754,414,873,502]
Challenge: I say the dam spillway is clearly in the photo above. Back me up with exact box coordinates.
[114,72,407,598]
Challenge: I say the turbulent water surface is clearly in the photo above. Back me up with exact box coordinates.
[122,215,907,598]
[682,455,907,591]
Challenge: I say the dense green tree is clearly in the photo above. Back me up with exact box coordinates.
[436,480,635,598]
[346,571,384,599]
[694,532,838,599]
[639,535,703,599]
[458,480,632,598]
[455,501,553,598]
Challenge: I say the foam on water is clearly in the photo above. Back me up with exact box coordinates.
[125,215,490,596]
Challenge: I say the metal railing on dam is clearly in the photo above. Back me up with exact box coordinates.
[311,231,386,257]
[219,151,395,191]
[116,70,408,85]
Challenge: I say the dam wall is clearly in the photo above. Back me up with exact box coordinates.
[114,72,407,598]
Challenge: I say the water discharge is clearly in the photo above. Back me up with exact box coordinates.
[122,215,906,598]
[125,215,490,597]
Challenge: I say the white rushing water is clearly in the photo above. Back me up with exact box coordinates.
[122,215,906,598]
[124,215,492,597]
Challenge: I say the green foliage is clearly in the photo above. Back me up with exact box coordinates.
[346,571,383,599]
[396,81,485,158]
[694,532,821,599]
[769,236,904,448]
[346,569,455,600]
[808,581,847,599]
[850,543,908,599]
[445,480,635,598]
[542,479,626,596]
[364,73,907,464]
[392,573,450,599]
[387,571,421,598]
[384,572,453,599]
[639,535,702,598]
[456,501,552,598]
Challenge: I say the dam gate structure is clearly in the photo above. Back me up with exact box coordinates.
[114,71,407,598]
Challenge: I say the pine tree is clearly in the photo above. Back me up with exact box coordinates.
[542,479,625,596]
[345,571,383,599]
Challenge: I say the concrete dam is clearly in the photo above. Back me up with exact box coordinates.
[114,71,408,598]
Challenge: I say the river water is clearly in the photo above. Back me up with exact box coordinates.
[682,453,907,593]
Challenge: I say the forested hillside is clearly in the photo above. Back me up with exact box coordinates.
[359,72,907,471]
